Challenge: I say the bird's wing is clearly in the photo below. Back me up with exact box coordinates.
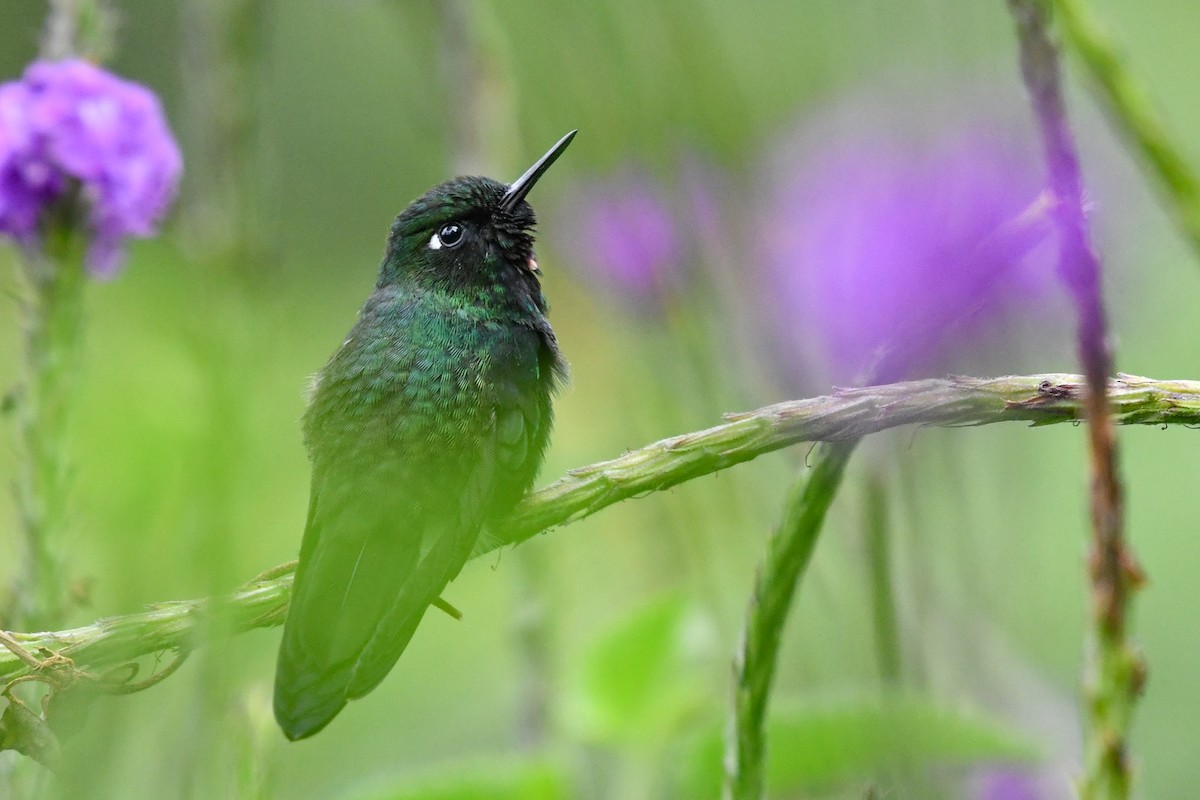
[273,309,551,741]
[344,367,548,700]
[345,430,496,699]
[467,347,553,559]
[274,456,489,738]
[273,420,498,741]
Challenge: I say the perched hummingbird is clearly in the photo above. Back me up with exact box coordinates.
[273,132,576,741]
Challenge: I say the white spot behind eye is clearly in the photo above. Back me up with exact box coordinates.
[428,232,443,250]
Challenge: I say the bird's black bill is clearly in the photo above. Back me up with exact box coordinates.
[500,130,577,212]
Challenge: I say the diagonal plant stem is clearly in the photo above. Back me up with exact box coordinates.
[1007,3,1140,797]
[1052,0,1200,262]
[503,373,1197,541]
[0,373,1196,682]
[723,440,857,800]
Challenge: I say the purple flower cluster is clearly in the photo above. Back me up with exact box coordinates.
[759,120,1053,384]
[0,59,182,277]
[555,156,735,317]
[563,169,683,308]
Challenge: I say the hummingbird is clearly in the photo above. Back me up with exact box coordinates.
[273,131,576,741]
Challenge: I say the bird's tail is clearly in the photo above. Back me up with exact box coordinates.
[273,606,429,739]
[273,628,351,741]
[272,478,480,740]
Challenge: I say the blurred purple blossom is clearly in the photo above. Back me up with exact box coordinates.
[0,59,182,277]
[970,767,1055,800]
[760,125,1053,384]
[563,169,683,308]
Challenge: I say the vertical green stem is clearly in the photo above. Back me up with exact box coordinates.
[724,440,857,800]
[430,0,522,175]
[11,228,85,631]
[41,0,115,62]
[510,546,552,750]
[864,471,901,686]
[179,0,275,268]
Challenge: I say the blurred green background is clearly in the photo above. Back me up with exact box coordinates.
[1,1,1199,798]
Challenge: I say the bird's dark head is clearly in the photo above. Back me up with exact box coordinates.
[379,131,576,309]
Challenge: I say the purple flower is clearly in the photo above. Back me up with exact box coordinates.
[970,766,1057,800]
[759,122,1052,384]
[560,169,684,309]
[0,59,182,277]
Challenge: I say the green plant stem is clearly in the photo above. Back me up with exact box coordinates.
[11,229,86,631]
[1007,3,1137,797]
[0,373,1195,682]
[40,0,115,61]
[723,440,857,800]
[1052,0,1200,262]
[4,234,86,800]
[7,0,116,639]
[510,546,553,750]
[428,0,522,176]
[865,471,901,686]
[178,0,274,265]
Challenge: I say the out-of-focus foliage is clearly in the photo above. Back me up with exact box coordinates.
[343,757,569,800]
[564,593,712,746]
[680,694,1040,797]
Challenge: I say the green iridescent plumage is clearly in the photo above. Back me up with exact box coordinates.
[273,133,575,741]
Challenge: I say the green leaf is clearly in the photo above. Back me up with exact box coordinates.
[565,593,713,745]
[340,757,568,800]
[679,692,1041,797]
[0,696,62,770]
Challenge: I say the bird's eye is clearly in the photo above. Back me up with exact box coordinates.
[429,222,465,250]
